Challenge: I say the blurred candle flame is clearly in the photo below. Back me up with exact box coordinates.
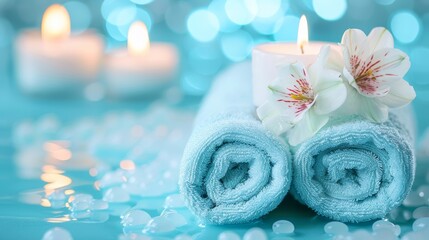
[128,21,150,56]
[297,15,308,54]
[41,4,71,41]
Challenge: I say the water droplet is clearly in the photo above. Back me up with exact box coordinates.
[351,230,372,239]
[324,221,349,235]
[143,216,175,233]
[401,229,429,240]
[47,190,66,201]
[218,231,240,240]
[273,220,295,234]
[372,228,397,240]
[417,185,429,199]
[42,227,73,240]
[70,210,91,219]
[372,220,400,236]
[90,199,109,211]
[161,209,187,228]
[70,200,91,212]
[333,233,352,240]
[121,209,151,227]
[413,206,429,219]
[413,217,429,231]
[103,187,130,203]
[73,194,93,203]
[243,228,268,240]
[99,171,126,188]
[50,200,65,209]
[164,193,186,208]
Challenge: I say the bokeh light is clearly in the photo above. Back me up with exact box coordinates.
[391,11,421,44]
[1,0,428,99]
[313,0,347,21]
[208,0,240,33]
[221,30,254,62]
[130,0,154,5]
[101,0,133,19]
[64,1,91,34]
[301,0,314,10]
[251,10,283,35]
[164,1,191,34]
[105,4,152,42]
[187,9,220,42]
[225,0,257,25]
[255,0,282,18]
[273,15,300,41]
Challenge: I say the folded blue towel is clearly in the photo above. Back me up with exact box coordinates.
[179,62,292,225]
[292,108,415,222]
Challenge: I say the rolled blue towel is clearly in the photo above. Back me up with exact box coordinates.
[292,108,415,222]
[180,62,292,224]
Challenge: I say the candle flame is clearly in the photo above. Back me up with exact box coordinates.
[41,4,71,41]
[297,15,308,54]
[128,21,150,56]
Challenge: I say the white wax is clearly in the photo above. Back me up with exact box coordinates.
[103,43,179,98]
[252,42,340,107]
[15,30,104,95]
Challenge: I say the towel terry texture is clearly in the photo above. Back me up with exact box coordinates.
[292,108,415,223]
[179,62,292,225]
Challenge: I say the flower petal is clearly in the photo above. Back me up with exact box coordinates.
[256,100,294,121]
[309,45,343,91]
[270,62,315,119]
[287,109,329,146]
[326,45,344,72]
[274,61,310,90]
[333,81,362,116]
[368,48,410,81]
[378,79,416,108]
[360,97,389,123]
[341,28,368,63]
[313,83,347,115]
[366,27,394,53]
[335,82,388,122]
[341,29,367,54]
[345,48,410,98]
[342,67,358,89]
[261,114,293,136]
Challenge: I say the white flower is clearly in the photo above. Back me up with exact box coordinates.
[257,46,347,146]
[340,27,416,122]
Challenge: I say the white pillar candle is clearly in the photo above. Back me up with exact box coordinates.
[252,16,340,107]
[15,4,104,95]
[104,21,179,99]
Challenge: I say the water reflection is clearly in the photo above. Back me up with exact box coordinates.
[41,167,72,192]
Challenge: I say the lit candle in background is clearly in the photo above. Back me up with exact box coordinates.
[127,21,150,56]
[297,15,309,54]
[15,4,104,96]
[252,15,340,107]
[104,21,179,99]
[41,5,71,41]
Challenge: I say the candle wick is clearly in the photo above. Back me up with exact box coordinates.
[300,44,305,54]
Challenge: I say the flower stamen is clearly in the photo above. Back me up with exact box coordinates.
[275,77,315,116]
